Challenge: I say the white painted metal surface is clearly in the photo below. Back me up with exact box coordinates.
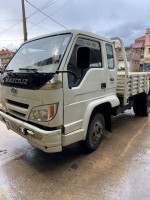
[117,72,150,98]
[110,37,129,105]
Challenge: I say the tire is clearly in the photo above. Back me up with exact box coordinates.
[142,94,150,116]
[80,113,105,153]
[133,96,141,116]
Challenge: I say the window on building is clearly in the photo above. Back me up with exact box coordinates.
[105,44,115,69]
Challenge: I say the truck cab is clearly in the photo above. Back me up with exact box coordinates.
[0,30,127,153]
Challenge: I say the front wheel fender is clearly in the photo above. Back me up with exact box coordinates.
[81,95,119,139]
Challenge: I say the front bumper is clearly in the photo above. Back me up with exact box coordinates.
[0,111,62,153]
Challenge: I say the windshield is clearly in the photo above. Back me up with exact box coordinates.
[6,34,71,73]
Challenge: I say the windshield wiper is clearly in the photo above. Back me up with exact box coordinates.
[19,68,39,73]
[4,69,20,77]
[19,68,56,75]
[5,69,14,72]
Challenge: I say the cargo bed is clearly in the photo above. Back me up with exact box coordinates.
[117,72,150,100]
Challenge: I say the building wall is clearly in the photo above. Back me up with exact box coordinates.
[144,28,150,59]
[115,47,141,72]
[0,56,12,67]
[0,49,15,68]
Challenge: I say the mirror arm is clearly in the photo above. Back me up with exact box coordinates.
[56,70,82,79]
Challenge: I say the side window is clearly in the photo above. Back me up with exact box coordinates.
[90,42,102,68]
[67,38,102,88]
[106,44,115,69]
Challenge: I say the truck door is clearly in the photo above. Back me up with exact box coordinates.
[63,37,107,135]
[104,43,117,92]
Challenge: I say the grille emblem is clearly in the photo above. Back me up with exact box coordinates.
[11,87,17,95]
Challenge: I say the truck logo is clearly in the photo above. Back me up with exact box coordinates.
[11,87,18,95]
[4,78,28,85]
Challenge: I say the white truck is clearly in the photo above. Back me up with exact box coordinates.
[0,30,150,153]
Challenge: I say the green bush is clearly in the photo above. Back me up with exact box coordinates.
[118,66,125,71]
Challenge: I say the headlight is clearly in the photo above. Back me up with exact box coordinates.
[29,103,58,122]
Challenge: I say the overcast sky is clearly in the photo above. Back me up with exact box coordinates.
[0,0,150,51]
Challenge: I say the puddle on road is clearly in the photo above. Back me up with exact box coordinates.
[0,168,11,200]
[0,110,150,200]
[146,149,150,155]
[0,150,7,156]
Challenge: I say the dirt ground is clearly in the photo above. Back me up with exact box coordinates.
[0,110,150,200]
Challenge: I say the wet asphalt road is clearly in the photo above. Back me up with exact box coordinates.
[0,110,150,200]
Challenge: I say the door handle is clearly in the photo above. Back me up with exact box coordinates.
[101,83,106,89]
[110,78,114,81]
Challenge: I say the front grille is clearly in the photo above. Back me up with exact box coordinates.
[10,110,26,118]
[6,99,29,119]
[7,99,29,109]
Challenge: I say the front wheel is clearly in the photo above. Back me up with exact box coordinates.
[80,113,105,153]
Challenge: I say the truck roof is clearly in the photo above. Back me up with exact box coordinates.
[25,29,113,44]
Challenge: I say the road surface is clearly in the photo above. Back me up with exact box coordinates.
[0,110,150,200]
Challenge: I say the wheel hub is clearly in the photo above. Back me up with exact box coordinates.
[91,122,103,144]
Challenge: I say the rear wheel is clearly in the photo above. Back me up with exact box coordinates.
[142,94,150,116]
[80,113,105,153]
[133,95,141,115]
[133,94,150,116]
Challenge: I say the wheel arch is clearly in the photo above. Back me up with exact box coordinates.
[82,95,119,139]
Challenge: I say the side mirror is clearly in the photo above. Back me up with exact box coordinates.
[77,47,90,69]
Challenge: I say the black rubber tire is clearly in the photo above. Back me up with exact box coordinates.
[142,94,150,116]
[80,113,105,153]
[133,95,141,116]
